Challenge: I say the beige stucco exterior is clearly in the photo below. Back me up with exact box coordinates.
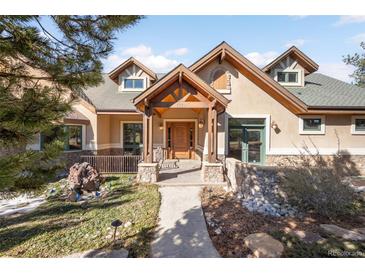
[196,58,365,157]
[26,43,365,170]
[57,56,365,162]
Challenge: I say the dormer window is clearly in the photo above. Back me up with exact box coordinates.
[124,78,144,89]
[277,71,298,83]
[274,69,302,86]
[120,76,146,92]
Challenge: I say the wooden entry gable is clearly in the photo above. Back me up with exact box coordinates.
[132,65,230,163]
[133,64,229,114]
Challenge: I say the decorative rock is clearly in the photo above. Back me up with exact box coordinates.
[353,227,365,235]
[67,191,78,202]
[320,224,365,241]
[225,159,297,217]
[214,228,222,235]
[79,200,88,209]
[67,162,104,193]
[244,233,284,258]
[287,229,325,244]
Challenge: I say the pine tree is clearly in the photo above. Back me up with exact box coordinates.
[0,16,143,190]
[343,42,365,87]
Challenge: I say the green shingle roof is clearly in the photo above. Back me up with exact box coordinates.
[82,72,365,111]
[83,74,139,111]
[286,73,365,108]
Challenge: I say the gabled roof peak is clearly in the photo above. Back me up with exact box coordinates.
[262,46,319,74]
[108,57,157,83]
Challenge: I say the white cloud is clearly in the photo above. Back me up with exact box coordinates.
[135,55,179,72]
[349,33,365,44]
[103,44,187,72]
[318,62,355,83]
[284,39,306,48]
[244,51,278,67]
[334,16,365,26]
[164,47,189,56]
[121,44,152,57]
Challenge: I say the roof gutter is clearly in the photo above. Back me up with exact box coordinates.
[96,109,140,115]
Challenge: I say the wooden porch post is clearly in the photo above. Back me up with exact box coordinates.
[207,105,212,163]
[212,108,217,162]
[148,110,153,163]
[143,112,148,162]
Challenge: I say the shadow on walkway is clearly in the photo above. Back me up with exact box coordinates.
[150,186,219,258]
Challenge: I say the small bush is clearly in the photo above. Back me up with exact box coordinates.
[278,146,360,218]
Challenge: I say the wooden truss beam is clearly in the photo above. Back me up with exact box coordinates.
[151,101,209,109]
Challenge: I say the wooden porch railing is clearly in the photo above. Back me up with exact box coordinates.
[80,155,142,174]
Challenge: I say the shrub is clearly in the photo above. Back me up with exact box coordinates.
[278,146,361,218]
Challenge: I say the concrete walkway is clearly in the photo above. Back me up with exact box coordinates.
[150,186,220,258]
[157,160,226,186]
[158,160,202,185]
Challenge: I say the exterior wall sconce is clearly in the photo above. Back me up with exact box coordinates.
[198,119,204,129]
[159,123,163,130]
[271,121,278,130]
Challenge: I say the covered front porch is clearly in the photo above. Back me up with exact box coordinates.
[133,64,230,184]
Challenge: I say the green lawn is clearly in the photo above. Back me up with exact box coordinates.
[0,175,160,258]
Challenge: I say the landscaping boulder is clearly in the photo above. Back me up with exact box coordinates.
[244,233,284,258]
[353,227,365,235]
[320,224,365,241]
[67,162,104,193]
[286,229,325,244]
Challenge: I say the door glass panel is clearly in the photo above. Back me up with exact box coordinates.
[123,123,143,155]
[247,129,261,163]
[228,128,243,161]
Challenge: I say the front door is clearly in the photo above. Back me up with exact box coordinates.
[167,122,195,159]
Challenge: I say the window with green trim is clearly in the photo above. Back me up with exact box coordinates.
[41,125,83,151]
[123,123,143,155]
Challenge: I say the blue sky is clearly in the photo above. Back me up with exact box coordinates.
[100,15,365,82]
[41,16,365,82]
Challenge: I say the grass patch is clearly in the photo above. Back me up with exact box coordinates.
[0,175,160,258]
[270,231,365,258]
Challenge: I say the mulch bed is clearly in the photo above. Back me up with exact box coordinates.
[201,186,364,258]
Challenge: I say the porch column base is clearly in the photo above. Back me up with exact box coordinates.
[137,163,159,183]
[201,162,224,184]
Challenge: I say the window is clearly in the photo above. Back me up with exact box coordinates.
[210,68,230,93]
[351,116,365,134]
[41,125,83,151]
[303,118,321,131]
[277,71,298,83]
[299,116,325,135]
[123,123,143,154]
[355,119,365,131]
[167,127,171,148]
[66,125,83,150]
[211,69,227,90]
[275,69,302,86]
[120,77,145,91]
